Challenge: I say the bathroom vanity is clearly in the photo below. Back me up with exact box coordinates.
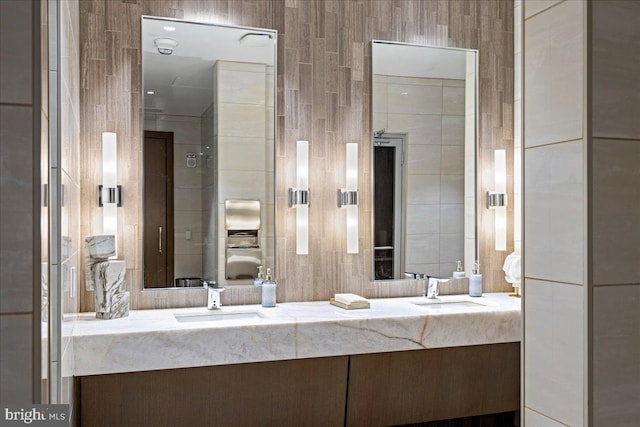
[70,294,520,426]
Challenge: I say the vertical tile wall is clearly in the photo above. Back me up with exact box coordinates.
[215,61,274,285]
[79,0,514,310]
[590,1,640,425]
[523,1,640,425]
[523,1,586,425]
[0,0,41,403]
[513,1,522,256]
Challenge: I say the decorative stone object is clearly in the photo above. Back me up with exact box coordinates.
[84,235,116,291]
[84,235,129,319]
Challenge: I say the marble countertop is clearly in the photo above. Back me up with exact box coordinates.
[69,293,521,376]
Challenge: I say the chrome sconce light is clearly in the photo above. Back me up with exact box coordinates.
[99,132,122,249]
[289,140,309,255]
[487,149,507,251]
[338,143,359,254]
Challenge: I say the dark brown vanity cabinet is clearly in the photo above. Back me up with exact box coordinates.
[345,343,520,427]
[79,356,349,427]
[79,343,519,426]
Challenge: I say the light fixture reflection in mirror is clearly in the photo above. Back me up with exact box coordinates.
[371,41,478,281]
[141,17,277,288]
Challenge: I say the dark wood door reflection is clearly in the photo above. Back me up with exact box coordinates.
[143,131,174,288]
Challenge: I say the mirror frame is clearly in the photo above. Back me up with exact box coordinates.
[140,16,278,290]
[370,40,478,281]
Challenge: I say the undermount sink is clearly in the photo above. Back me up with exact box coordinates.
[174,311,264,323]
[411,300,485,309]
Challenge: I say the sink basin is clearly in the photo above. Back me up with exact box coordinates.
[411,300,485,309]
[174,311,264,323]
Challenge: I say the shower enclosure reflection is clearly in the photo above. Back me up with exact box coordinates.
[372,41,478,280]
[373,133,404,279]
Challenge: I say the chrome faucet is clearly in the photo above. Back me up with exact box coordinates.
[203,280,225,310]
[426,276,450,299]
[406,272,441,298]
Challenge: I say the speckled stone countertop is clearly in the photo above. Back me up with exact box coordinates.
[69,293,521,376]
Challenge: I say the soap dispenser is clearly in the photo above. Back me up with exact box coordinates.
[261,268,277,308]
[453,260,465,278]
[469,261,482,297]
[254,266,265,287]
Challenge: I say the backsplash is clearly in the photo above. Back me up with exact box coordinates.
[79,0,514,311]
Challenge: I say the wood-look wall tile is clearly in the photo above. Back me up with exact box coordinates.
[79,0,514,310]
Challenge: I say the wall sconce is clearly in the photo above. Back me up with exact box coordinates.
[487,149,507,251]
[289,140,309,255]
[99,132,122,245]
[338,143,359,254]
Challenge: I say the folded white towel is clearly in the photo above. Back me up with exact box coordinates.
[334,293,369,305]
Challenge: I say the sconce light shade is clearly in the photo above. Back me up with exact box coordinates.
[101,132,121,257]
[492,149,507,251]
[289,140,309,255]
[338,143,359,254]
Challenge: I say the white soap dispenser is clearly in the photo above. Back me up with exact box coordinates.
[453,260,465,278]
[261,268,277,308]
[469,261,482,297]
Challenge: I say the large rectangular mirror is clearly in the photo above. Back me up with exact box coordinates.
[142,17,276,288]
[372,41,477,281]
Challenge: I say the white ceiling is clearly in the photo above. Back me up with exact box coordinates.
[372,42,470,80]
[142,18,276,117]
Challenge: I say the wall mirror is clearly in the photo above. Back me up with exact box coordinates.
[142,17,276,288]
[372,41,477,281]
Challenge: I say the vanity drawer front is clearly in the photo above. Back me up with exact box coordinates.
[79,356,348,427]
[345,343,520,427]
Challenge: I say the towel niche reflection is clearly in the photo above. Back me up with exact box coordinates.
[141,17,276,288]
[372,41,478,281]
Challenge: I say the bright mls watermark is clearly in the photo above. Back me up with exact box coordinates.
[1,405,69,426]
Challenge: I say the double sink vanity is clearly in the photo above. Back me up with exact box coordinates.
[71,14,520,427]
[73,294,520,426]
